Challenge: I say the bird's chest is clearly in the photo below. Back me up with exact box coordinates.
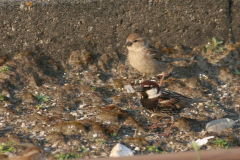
[141,98,159,112]
[128,51,155,73]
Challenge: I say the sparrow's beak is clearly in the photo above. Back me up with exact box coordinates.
[125,41,132,47]
[137,86,145,92]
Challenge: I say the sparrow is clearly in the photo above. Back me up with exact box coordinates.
[138,80,207,136]
[4,146,45,160]
[125,33,187,86]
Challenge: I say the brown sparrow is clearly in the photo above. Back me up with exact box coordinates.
[138,80,207,136]
[126,33,187,86]
[5,146,45,160]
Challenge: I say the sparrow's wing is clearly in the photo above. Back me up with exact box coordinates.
[158,90,181,108]
[159,90,197,109]
[147,44,186,63]
[146,44,164,61]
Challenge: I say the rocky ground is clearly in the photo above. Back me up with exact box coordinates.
[0,39,240,159]
[0,0,240,159]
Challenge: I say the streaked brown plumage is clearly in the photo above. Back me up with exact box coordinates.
[4,146,45,160]
[138,80,207,136]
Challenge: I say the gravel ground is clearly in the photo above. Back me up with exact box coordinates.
[0,0,240,159]
[0,41,240,159]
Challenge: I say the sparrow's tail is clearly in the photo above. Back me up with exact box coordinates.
[161,56,189,63]
[177,98,208,109]
[189,98,208,104]
[173,57,189,61]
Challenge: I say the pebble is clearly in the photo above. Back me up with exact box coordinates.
[70,112,78,116]
[52,142,59,148]
[124,85,135,93]
[110,143,134,157]
[39,131,45,136]
[101,152,108,157]
[21,123,26,127]
[134,147,140,151]
[194,136,214,147]
[222,84,227,88]
[206,118,235,132]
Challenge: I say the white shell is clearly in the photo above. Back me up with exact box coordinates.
[195,136,214,147]
[110,143,134,157]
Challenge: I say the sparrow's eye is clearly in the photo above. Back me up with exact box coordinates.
[133,40,138,42]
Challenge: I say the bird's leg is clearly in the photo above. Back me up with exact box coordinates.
[146,117,164,129]
[160,116,175,137]
[131,97,140,108]
[133,129,137,137]
[159,72,166,87]
[159,72,170,87]
[139,73,147,80]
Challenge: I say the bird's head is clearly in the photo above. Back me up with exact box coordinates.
[138,80,161,99]
[22,146,45,160]
[125,33,148,51]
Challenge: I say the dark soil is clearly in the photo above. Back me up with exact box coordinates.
[0,41,240,159]
[0,1,240,159]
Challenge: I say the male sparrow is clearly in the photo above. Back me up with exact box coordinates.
[126,33,187,86]
[5,146,45,160]
[138,80,207,136]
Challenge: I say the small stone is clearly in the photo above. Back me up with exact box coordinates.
[20,4,25,10]
[21,123,26,127]
[194,136,214,147]
[39,131,45,136]
[222,84,227,88]
[124,85,135,93]
[206,118,235,132]
[52,142,59,148]
[110,143,134,157]
[101,152,108,157]
[2,90,10,98]
[134,147,140,151]
[4,101,12,107]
